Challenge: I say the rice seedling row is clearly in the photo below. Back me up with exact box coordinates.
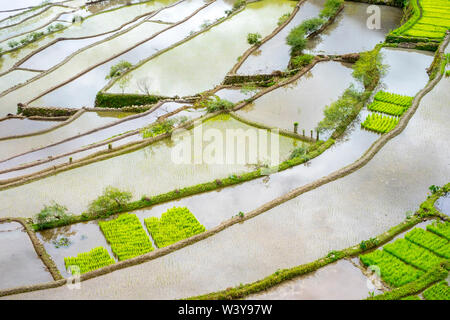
[422,280,450,300]
[360,249,424,287]
[361,113,399,134]
[373,91,413,107]
[99,213,154,261]
[144,206,206,248]
[383,238,446,272]
[427,221,450,241]
[64,246,115,275]
[405,228,450,259]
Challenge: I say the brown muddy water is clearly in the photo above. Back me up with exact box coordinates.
[0,222,53,290]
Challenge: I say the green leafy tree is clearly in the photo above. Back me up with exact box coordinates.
[247,32,262,45]
[352,50,387,88]
[34,202,72,226]
[105,60,133,80]
[88,187,132,217]
[286,26,307,54]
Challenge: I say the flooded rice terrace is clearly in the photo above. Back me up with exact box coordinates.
[0,0,449,301]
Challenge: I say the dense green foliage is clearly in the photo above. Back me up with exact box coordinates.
[247,33,262,45]
[141,118,176,138]
[199,96,234,113]
[64,247,115,275]
[145,207,206,248]
[423,280,450,300]
[105,60,133,80]
[319,0,343,19]
[360,249,424,287]
[391,0,450,40]
[384,238,446,272]
[290,54,314,69]
[405,228,450,259]
[99,214,154,261]
[367,101,407,116]
[361,113,399,134]
[352,50,386,88]
[277,13,291,26]
[317,86,364,133]
[34,202,73,229]
[373,91,413,107]
[300,17,325,34]
[427,221,450,241]
[88,187,132,218]
[95,92,165,109]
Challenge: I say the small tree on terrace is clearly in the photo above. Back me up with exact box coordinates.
[34,202,72,226]
[88,187,132,217]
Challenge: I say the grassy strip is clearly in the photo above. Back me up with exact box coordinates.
[422,280,450,300]
[94,92,169,109]
[187,184,449,300]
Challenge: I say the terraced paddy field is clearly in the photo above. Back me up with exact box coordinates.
[0,0,449,303]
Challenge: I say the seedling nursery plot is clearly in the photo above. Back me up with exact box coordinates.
[0,0,449,305]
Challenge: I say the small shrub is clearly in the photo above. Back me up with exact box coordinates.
[199,96,234,113]
[34,201,72,227]
[289,145,309,159]
[300,17,325,34]
[286,25,307,54]
[319,0,343,19]
[233,0,246,11]
[247,32,262,45]
[278,13,291,26]
[87,186,132,217]
[105,60,133,80]
[141,118,176,138]
[291,54,314,68]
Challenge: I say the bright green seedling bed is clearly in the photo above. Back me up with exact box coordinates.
[423,281,450,300]
[373,91,413,107]
[405,228,450,259]
[427,221,450,241]
[401,295,421,300]
[64,247,115,275]
[361,113,399,134]
[360,249,424,287]
[367,101,407,116]
[383,238,445,272]
[145,207,206,248]
[99,213,154,261]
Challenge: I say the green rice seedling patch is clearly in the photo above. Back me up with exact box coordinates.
[367,101,407,116]
[383,238,445,272]
[405,228,450,259]
[144,207,206,248]
[64,247,115,275]
[373,91,413,107]
[99,213,154,261]
[401,295,421,300]
[360,250,424,287]
[361,113,399,134]
[427,221,450,241]
[423,280,450,300]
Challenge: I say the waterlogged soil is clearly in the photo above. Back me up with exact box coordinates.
[247,260,382,300]
[306,2,402,55]
[215,88,259,104]
[0,111,123,161]
[8,53,448,300]
[378,48,435,96]
[0,102,191,176]
[237,0,324,75]
[0,69,41,93]
[0,5,72,43]
[0,222,53,290]
[0,114,300,218]
[23,0,227,109]
[236,61,354,133]
[107,0,297,96]
[435,194,450,216]
[0,0,178,73]
[38,221,117,277]
[0,118,59,139]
